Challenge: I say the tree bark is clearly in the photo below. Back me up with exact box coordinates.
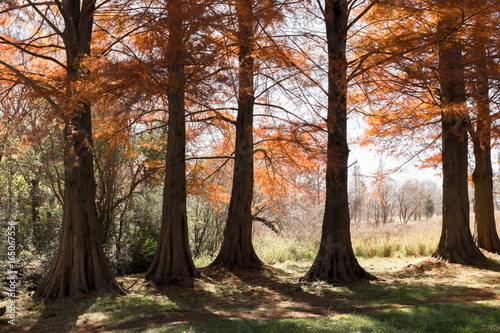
[96,148,118,248]
[35,0,123,300]
[31,178,42,252]
[302,0,372,283]
[470,31,500,253]
[472,142,500,253]
[432,18,486,264]
[209,0,263,270]
[146,0,198,284]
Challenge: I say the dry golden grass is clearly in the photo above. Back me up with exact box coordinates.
[251,213,500,264]
[351,217,442,258]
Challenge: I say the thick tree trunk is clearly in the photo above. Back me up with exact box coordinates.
[471,35,500,253]
[302,0,372,283]
[146,0,198,284]
[145,74,198,283]
[432,19,486,264]
[35,0,123,300]
[36,102,123,299]
[210,0,263,269]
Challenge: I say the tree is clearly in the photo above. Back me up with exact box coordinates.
[352,0,496,259]
[431,10,486,264]
[146,0,198,283]
[36,0,124,299]
[0,0,128,299]
[209,0,264,269]
[368,160,396,225]
[349,164,366,223]
[92,98,157,258]
[424,194,435,219]
[301,0,373,283]
[398,179,426,223]
[468,0,500,253]
[0,0,130,299]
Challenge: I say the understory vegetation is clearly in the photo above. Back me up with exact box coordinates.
[0,209,490,288]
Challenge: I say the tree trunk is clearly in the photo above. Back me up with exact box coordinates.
[31,178,42,252]
[36,101,123,299]
[473,144,500,253]
[97,148,118,248]
[471,30,500,253]
[146,0,198,284]
[115,200,129,263]
[432,18,486,264]
[35,0,123,300]
[302,0,372,283]
[209,0,263,269]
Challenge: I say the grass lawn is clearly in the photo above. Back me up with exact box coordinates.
[2,252,500,332]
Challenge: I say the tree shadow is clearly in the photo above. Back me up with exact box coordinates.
[81,285,228,332]
[23,296,97,333]
[155,273,267,313]
[14,258,499,332]
[223,263,498,316]
[177,301,500,333]
[472,256,500,272]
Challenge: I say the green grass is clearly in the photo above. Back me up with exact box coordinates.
[118,301,500,332]
[10,254,500,332]
[77,294,182,327]
[7,217,500,332]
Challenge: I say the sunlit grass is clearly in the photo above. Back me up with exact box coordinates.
[11,252,500,332]
[10,215,500,332]
[77,294,181,327]
[124,301,500,333]
[253,233,319,264]
[202,213,500,267]
[250,217,442,265]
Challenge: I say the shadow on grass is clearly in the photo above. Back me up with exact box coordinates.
[222,263,498,315]
[473,256,500,272]
[158,301,500,333]
[13,257,499,332]
[155,272,280,313]
[23,297,97,333]
[83,290,227,332]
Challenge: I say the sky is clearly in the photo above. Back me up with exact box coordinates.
[348,143,442,184]
[348,136,500,187]
[346,113,443,184]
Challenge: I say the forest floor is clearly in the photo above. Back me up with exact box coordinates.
[2,253,500,332]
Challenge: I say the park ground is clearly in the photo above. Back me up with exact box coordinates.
[2,217,500,332]
[2,252,500,332]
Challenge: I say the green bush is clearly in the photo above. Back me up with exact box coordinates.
[108,191,162,276]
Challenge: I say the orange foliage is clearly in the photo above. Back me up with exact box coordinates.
[351,0,500,170]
